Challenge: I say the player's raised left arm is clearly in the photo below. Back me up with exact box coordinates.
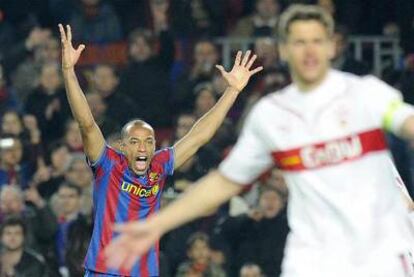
[173,50,263,169]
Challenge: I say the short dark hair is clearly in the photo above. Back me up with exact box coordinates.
[278,4,334,42]
[120,119,154,140]
[128,28,155,48]
[59,182,82,196]
[186,232,209,250]
[0,216,26,237]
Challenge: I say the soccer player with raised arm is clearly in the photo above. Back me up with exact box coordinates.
[58,24,262,276]
[104,5,414,277]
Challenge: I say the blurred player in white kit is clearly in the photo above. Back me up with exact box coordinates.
[105,4,414,277]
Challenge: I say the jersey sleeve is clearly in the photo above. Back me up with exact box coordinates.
[153,147,175,176]
[361,76,414,135]
[87,144,120,173]
[219,103,273,185]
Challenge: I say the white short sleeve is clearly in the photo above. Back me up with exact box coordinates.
[361,76,414,135]
[219,103,273,185]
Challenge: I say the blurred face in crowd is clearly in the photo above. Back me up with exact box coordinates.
[0,188,24,215]
[188,239,210,265]
[0,138,23,168]
[120,123,156,175]
[1,225,24,251]
[57,186,81,217]
[129,36,152,62]
[81,0,100,6]
[267,169,288,196]
[65,120,83,150]
[259,189,284,219]
[318,0,335,15]
[40,63,62,93]
[333,31,347,59]
[175,114,196,140]
[51,145,70,172]
[93,65,119,96]
[256,0,279,19]
[194,88,216,117]
[86,93,107,119]
[194,41,219,69]
[36,38,60,63]
[1,111,23,136]
[240,264,262,277]
[65,159,93,189]
[279,20,334,90]
[254,38,279,68]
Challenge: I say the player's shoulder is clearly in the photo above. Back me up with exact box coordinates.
[152,147,173,164]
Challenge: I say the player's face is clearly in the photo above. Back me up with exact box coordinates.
[123,126,156,175]
[279,20,334,89]
[1,225,24,251]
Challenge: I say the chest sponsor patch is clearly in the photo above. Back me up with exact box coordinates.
[272,128,387,171]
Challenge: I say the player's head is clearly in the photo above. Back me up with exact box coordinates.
[240,263,263,277]
[0,216,26,251]
[278,4,335,89]
[120,119,156,175]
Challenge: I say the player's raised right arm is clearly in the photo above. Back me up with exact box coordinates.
[59,24,105,162]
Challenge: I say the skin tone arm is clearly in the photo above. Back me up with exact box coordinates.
[104,170,241,269]
[174,50,262,169]
[59,24,105,162]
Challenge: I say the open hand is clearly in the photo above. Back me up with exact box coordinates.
[216,50,263,92]
[58,24,85,70]
[104,221,161,270]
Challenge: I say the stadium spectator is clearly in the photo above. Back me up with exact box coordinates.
[332,25,370,75]
[0,136,37,189]
[170,0,225,38]
[240,263,263,277]
[0,186,58,259]
[62,154,93,217]
[89,64,134,125]
[175,232,226,277]
[85,92,120,136]
[174,39,220,112]
[25,62,70,144]
[118,2,174,127]
[33,142,71,200]
[0,216,48,277]
[54,182,91,277]
[63,119,83,152]
[69,0,122,43]
[0,64,20,112]
[6,28,52,100]
[231,0,280,37]
[217,186,288,276]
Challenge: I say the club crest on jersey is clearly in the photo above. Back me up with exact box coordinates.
[121,181,160,198]
[149,172,160,182]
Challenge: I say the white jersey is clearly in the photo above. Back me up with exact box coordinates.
[220,70,414,276]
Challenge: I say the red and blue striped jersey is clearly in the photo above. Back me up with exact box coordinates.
[84,145,174,276]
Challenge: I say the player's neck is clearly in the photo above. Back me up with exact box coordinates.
[293,69,330,92]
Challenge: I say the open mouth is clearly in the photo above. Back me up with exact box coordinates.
[135,156,148,171]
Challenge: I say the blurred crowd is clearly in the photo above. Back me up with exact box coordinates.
[0,0,414,276]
